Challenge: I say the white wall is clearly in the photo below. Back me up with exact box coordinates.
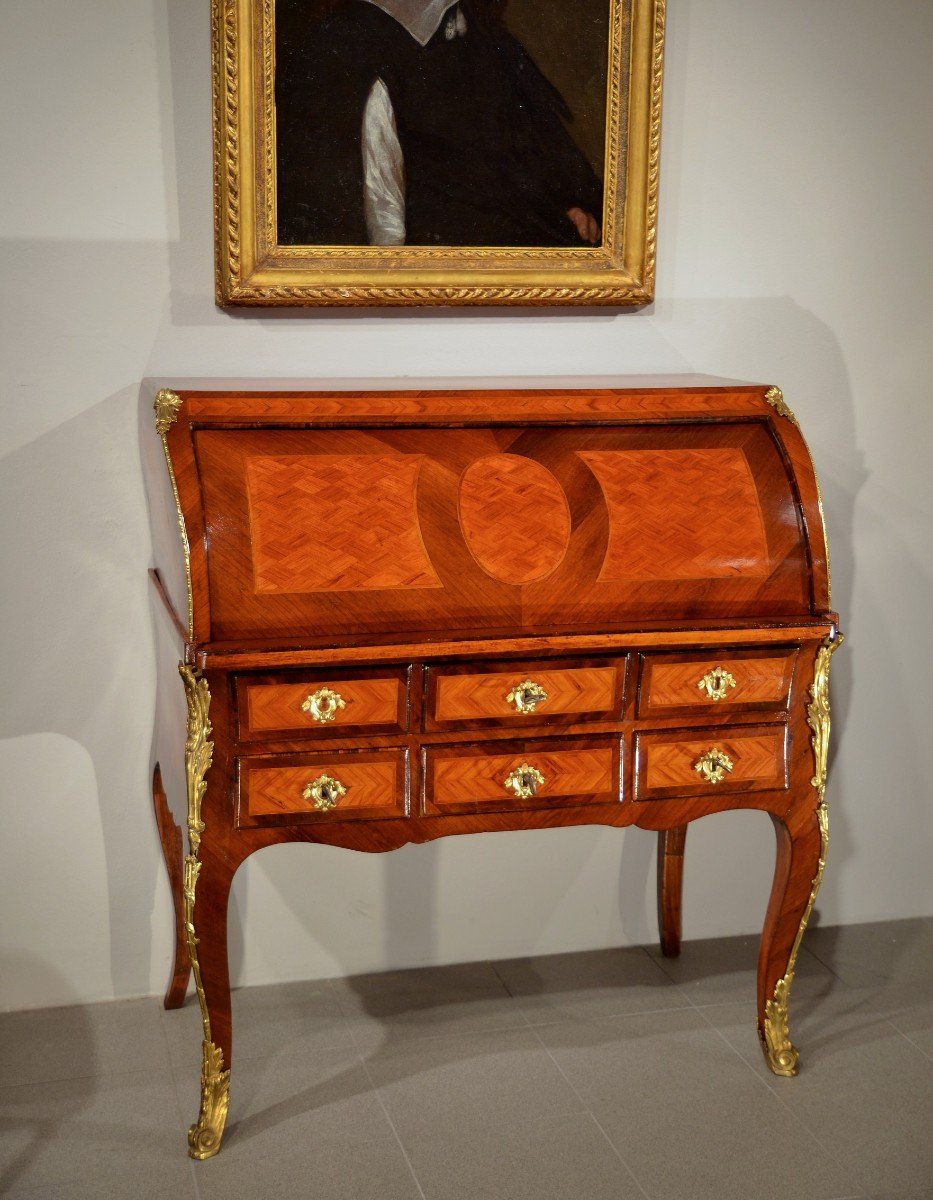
[1,0,931,1011]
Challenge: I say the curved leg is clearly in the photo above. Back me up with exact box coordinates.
[176,663,234,1160]
[757,806,825,1076]
[152,765,191,1009]
[185,846,235,1160]
[656,825,687,958]
[758,633,841,1076]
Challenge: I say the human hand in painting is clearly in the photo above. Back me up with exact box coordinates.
[566,206,601,245]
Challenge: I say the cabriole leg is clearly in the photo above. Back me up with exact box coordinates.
[757,634,841,1076]
[176,664,234,1160]
[152,765,191,1009]
[185,848,235,1159]
[656,824,687,958]
[758,810,825,1076]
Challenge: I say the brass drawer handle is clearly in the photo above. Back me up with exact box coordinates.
[693,748,735,785]
[506,679,548,715]
[303,773,347,811]
[302,686,347,724]
[697,667,737,702]
[504,762,546,799]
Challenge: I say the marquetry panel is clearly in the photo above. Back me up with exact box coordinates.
[245,454,441,593]
[424,739,620,814]
[241,750,407,821]
[240,673,407,739]
[192,419,813,643]
[579,448,770,581]
[638,650,797,716]
[430,662,620,728]
[457,454,571,584]
[635,727,788,801]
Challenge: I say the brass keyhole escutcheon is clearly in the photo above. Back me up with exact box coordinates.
[697,666,737,702]
[303,773,347,811]
[503,762,546,799]
[506,679,548,715]
[302,686,347,724]
[693,748,735,785]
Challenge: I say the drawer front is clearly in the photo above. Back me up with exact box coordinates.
[239,748,407,824]
[634,727,788,801]
[238,668,409,740]
[638,649,797,717]
[424,738,621,815]
[426,660,623,730]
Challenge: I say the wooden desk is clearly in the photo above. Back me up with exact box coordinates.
[143,382,841,1158]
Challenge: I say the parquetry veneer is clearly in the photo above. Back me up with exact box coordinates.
[144,380,842,1158]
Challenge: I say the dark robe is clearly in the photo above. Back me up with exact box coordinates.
[275,0,603,246]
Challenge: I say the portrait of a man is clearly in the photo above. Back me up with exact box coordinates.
[275,0,610,248]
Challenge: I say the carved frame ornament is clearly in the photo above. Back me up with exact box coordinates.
[212,0,666,306]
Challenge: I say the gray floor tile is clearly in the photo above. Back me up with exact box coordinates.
[491,946,693,1023]
[866,1191,933,1200]
[0,1068,195,1198]
[183,1044,421,1200]
[0,997,170,1087]
[160,978,355,1074]
[4,1178,198,1200]
[700,991,933,1194]
[331,960,528,1051]
[535,1009,861,1200]
[647,931,836,1008]
[402,1110,646,1200]
[884,993,933,1060]
[700,986,920,1079]
[805,918,933,987]
[365,1025,585,1142]
[337,960,509,996]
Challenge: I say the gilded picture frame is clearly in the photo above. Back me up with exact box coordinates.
[212,0,666,307]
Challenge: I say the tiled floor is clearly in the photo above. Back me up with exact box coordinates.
[1,919,931,1199]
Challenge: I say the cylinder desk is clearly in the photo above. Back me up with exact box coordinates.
[142,380,842,1158]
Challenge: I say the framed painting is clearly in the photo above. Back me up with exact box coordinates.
[212,0,666,306]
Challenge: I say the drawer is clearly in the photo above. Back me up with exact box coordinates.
[425,659,624,730]
[237,667,409,741]
[637,649,797,717]
[423,737,621,815]
[634,726,788,802]
[238,748,408,824]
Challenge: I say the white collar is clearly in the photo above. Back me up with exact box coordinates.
[362,0,461,46]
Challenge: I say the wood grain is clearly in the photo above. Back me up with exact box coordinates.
[580,448,769,581]
[243,676,404,736]
[636,727,788,801]
[425,739,619,814]
[242,750,406,821]
[198,624,836,672]
[657,825,687,958]
[183,419,815,643]
[143,384,842,1157]
[639,649,797,716]
[151,765,191,1009]
[245,453,440,593]
[457,454,571,584]
[432,664,617,724]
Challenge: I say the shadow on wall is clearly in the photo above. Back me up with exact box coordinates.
[0,302,873,1014]
[226,296,869,993]
[618,292,868,945]
[0,386,159,1006]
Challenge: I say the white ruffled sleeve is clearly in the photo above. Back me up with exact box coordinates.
[362,78,406,245]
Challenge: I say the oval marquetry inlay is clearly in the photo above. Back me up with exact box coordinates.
[457,454,571,585]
